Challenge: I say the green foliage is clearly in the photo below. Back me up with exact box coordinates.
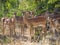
[18,0,37,11]
[0,0,59,17]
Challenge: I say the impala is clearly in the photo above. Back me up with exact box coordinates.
[22,11,47,41]
[13,11,35,36]
[1,16,16,36]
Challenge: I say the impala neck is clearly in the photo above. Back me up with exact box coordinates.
[23,13,28,23]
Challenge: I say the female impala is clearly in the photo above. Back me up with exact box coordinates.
[14,11,35,36]
[1,16,16,36]
[22,11,47,41]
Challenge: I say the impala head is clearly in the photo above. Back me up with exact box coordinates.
[13,12,17,17]
[52,19,59,26]
[1,17,5,23]
[22,11,29,19]
[22,11,35,19]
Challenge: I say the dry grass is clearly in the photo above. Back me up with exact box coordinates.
[0,22,60,45]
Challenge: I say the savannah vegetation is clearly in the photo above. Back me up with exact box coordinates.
[0,0,60,18]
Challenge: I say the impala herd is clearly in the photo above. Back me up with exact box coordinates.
[0,11,60,42]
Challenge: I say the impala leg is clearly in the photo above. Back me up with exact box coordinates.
[20,24,24,36]
[20,24,24,41]
[20,24,22,35]
[2,22,5,45]
[14,21,16,36]
[29,26,33,42]
[31,27,35,42]
[9,25,12,37]
[22,25,24,37]
[13,24,16,36]
[10,27,11,37]
[2,28,4,35]
[2,23,5,35]
[43,27,47,39]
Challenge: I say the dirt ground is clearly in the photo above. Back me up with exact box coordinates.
[0,22,60,45]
